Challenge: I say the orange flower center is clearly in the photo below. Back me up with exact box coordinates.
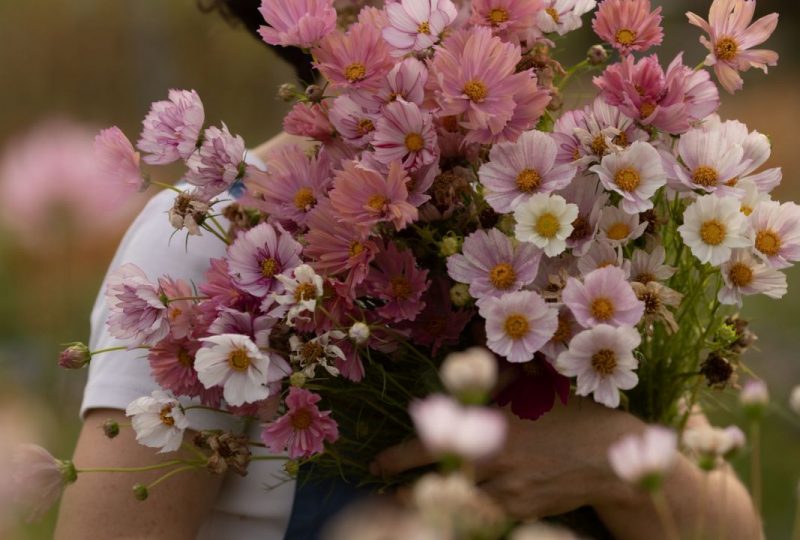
[546,7,560,23]
[591,135,608,156]
[489,262,517,290]
[177,348,193,367]
[405,132,425,152]
[301,341,325,361]
[261,257,279,278]
[367,194,387,212]
[357,118,375,135]
[293,187,316,210]
[344,62,367,82]
[715,37,739,61]
[390,276,413,300]
[535,212,560,238]
[504,314,530,340]
[607,222,630,241]
[418,21,431,34]
[294,282,318,302]
[463,79,488,102]
[700,220,726,246]
[639,102,656,119]
[728,263,754,287]
[290,409,313,430]
[159,405,176,426]
[590,297,615,321]
[615,167,641,192]
[693,166,719,187]
[755,230,781,256]
[615,28,637,46]
[488,8,509,25]
[227,348,251,372]
[591,349,617,376]
[516,168,542,193]
[349,241,365,258]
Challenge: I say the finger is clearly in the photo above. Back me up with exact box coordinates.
[370,438,434,477]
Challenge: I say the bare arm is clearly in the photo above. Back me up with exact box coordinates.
[54,409,223,540]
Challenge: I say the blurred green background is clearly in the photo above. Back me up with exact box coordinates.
[0,1,797,538]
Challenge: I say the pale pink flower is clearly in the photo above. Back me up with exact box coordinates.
[592,0,663,55]
[591,141,666,214]
[314,22,394,92]
[329,95,379,148]
[576,241,628,277]
[740,378,769,407]
[95,127,147,193]
[608,425,677,486]
[687,0,779,94]
[283,101,336,144]
[447,228,541,303]
[373,57,430,110]
[479,130,577,214]
[409,395,507,461]
[718,249,786,306]
[566,97,648,168]
[11,444,76,522]
[678,195,751,266]
[747,200,800,269]
[158,276,197,340]
[470,0,545,44]
[199,257,260,314]
[226,222,303,297]
[125,390,189,453]
[562,266,645,328]
[670,125,750,197]
[261,387,339,459]
[559,177,608,256]
[257,0,337,48]
[479,290,558,363]
[329,160,418,231]
[185,124,246,198]
[372,99,438,172]
[365,241,429,322]
[440,347,498,396]
[556,324,641,408]
[537,0,597,36]
[629,245,675,284]
[105,263,170,346]
[596,205,647,247]
[137,89,204,165]
[383,0,458,55]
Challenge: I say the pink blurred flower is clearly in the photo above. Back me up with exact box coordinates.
[470,0,545,44]
[608,425,677,486]
[226,222,303,297]
[687,0,779,94]
[365,241,429,322]
[283,101,336,144]
[257,0,337,48]
[185,124,246,198]
[95,126,147,193]
[199,257,260,314]
[592,0,663,55]
[383,0,458,55]
[314,22,394,93]
[372,100,438,172]
[137,89,204,165]
[157,276,198,340]
[261,387,339,459]
[562,266,645,328]
[105,263,170,347]
[329,160,417,231]
[11,444,76,523]
[479,290,558,363]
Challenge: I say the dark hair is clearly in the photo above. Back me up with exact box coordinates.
[198,0,317,83]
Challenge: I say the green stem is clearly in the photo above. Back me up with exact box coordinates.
[90,345,149,356]
[557,59,591,91]
[146,465,199,490]
[165,295,209,303]
[200,222,231,245]
[78,460,186,474]
[649,488,681,540]
[151,180,184,194]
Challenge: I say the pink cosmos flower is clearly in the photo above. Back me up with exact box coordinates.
[747,201,800,269]
[718,248,787,306]
[199,258,260,314]
[479,290,559,363]
[226,222,303,297]
[148,338,223,407]
[329,95,378,148]
[629,246,675,284]
[283,101,336,145]
[257,0,337,49]
[208,308,276,349]
[158,276,197,340]
[687,0,779,94]
[353,57,429,112]
[594,53,720,135]
[669,125,749,197]
[383,0,458,56]
[591,141,666,214]
[94,127,147,193]
[447,228,541,303]
[479,130,577,214]
[328,160,418,231]
[558,177,608,256]
[494,354,570,420]
[365,241,429,322]
[408,278,474,355]
[592,0,663,55]
[562,265,645,328]
[372,100,438,172]
[470,0,545,44]
[137,89,204,165]
[313,22,394,93]
[11,444,76,523]
[576,241,628,277]
[596,205,648,247]
[106,263,170,346]
[185,124,246,198]
[261,387,339,459]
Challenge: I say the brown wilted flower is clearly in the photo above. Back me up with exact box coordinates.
[725,315,757,355]
[631,281,682,334]
[169,191,209,236]
[700,352,736,389]
[195,432,252,476]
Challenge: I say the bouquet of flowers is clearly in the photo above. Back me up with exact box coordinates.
[14,0,795,536]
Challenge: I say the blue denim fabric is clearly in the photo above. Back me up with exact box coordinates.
[282,472,367,539]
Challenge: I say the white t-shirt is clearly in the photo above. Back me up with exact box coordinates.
[80,159,296,539]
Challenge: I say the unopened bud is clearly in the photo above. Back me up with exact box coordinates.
[587,44,609,66]
[449,283,471,307]
[348,322,370,345]
[284,459,300,478]
[439,236,461,258]
[496,214,516,236]
[740,379,769,419]
[58,342,91,369]
[305,84,324,102]
[277,83,297,102]
[132,483,149,501]
[102,419,120,439]
[440,348,497,403]
[289,372,307,388]
[790,385,800,416]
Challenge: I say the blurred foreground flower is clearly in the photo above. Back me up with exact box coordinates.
[11,444,76,522]
[607,425,677,490]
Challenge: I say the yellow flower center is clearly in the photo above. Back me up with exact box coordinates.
[367,194,387,211]
[728,263,754,287]
[607,222,630,241]
[293,187,316,210]
[344,62,367,83]
[715,37,739,61]
[634,272,655,285]
[227,348,251,372]
[615,28,637,46]
[290,409,313,430]
[390,276,413,300]
[516,168,542,193]
[700,220,727,246]
[294,282,318,302]
[418,21,431,34]
[261,257,279,278]
[463,79,488,102]
[535,212,561,239]
[405,132,425,152]
[740,205,753,216]
[159,405,176,426]
[755,230,781,256]
[489,262,517,290]
[693,166,719,187]
[349,241,365,258]
[591,349,617,376]
[504,314,530,340]
[357,118,375,135]
[639,102,656,119]
[591,135,608,156]
[488,8,509,25]
[590,297,615,321]
[546,7,560,23]
[614,167,641,192]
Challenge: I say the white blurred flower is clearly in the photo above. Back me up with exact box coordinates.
[348,322,371,345]
[790,386,800,415]
[684,424,746,469]
[740,379,769,417]
[125,391,188,453]
[440,347,498,398]
[607,425,677,490]
[11,444,77,522]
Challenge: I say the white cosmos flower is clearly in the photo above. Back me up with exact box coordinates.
[289,331,346,378]
[607,425,677,488]
[684,424,746,469]
[195,333,288,406]
[514,193,578,257]
[274,264,324,326]
[737,178,770,217]
[718,249,787,306]
[537,0,597,36]
[678,195,751,266]
[125,390,188,453]
[596,205,647,247]
[591,141,666,214]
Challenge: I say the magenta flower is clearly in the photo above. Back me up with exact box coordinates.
[283,101,336,145]
[447,228,541,303]
[226,222,303,297]
[328,160,418,231]
[408,278,474,356]
[148,338,222,407]
[329,95,378,148]
[372,100,438,172]
[185,124,246,198]
[261,387,339,459]
[494,354,570,421]
[479,290,558,363]
[257,0,337,49]
[594,53,720,135]
[137,89,204,165]
[106,263,170,346]
[592,0,663,55]
[479,130,577,214]
[94,127,146,193]
[313,22,394,93]
[365,241,429,322]
[199,258,260,314]
[12,444,76,523]
[383,0,458,56]
[562,266,645,328]
[687,0,779,94]
[470,0,545,44]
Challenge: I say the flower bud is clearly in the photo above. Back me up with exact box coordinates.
[305,84,324,102]
[132,483,149,501]
[495,214,516,236]
[439,236,461,258]
[348,322,370,345]
[277,83,297,102]
[289,372,307,388]
[440,348,497,402]
[284,459,300,478]
[790,385,800,416]
[58,342,91,369]
[740,379,769,419]
[449,283,471,307]
[102,419,120,439]
[587,44,609,65]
